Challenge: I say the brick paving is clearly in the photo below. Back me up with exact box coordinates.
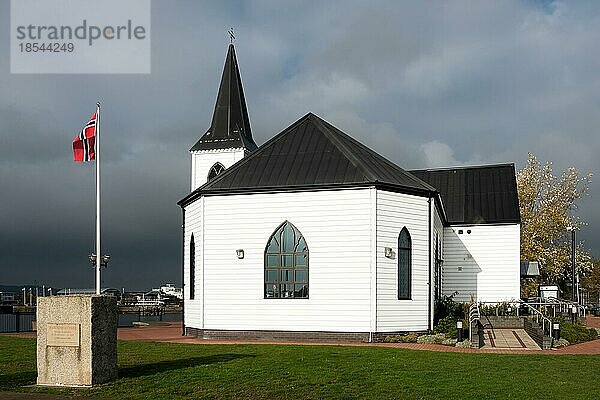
[4,321,600,355]
[586,315,600,328]
[115,323,600,355]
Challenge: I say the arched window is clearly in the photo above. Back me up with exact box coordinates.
[189,234,195,300]
[264,221,308,299]
[398,227,412,300]
[207,162,225,181]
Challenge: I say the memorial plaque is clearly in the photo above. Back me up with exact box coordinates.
[46,323,80,347]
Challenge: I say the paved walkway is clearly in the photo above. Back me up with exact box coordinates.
[5,319,600,355]
[482,328,540,350]
[115,322,600,355]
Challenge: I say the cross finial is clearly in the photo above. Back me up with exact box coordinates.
[228,28,235,44]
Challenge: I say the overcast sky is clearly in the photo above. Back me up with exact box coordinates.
[1,0,598,290]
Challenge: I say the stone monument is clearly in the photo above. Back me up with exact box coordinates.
[36,295,117,387]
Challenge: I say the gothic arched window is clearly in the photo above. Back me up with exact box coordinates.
[398,227,412,300]
[264,221,308,299]
[207,162,225,181]
[189,234,195,300]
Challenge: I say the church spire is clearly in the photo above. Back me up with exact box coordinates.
[190,43,257,152]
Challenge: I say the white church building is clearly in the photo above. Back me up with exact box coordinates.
[178,44,521,341]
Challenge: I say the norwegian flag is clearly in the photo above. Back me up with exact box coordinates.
[72,112,97,162]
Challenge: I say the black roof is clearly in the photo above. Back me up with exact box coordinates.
[190,44,258,152]
[179,113,436,206]
[410,164,521,225]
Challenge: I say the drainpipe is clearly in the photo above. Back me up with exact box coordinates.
[428,196,433,332]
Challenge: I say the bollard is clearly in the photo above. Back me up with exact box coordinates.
[553,323,560,340]
[457,320,463,342]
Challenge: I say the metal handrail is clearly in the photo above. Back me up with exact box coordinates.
[468,303,481,343]
[476,300,553,338]
[519,301,552,337]
[517,297,586,318]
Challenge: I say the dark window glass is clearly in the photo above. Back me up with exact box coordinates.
[189,234,195,300]
[207,162,225,181]
[265,270,277,282]
[267,255,279,267]
[264,221,309,299]
[398,227,412,300]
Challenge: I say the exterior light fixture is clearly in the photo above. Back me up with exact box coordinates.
[236,249,244,259]
[384,247,394,259]
[89,253,111,267]
[457,320,463,342]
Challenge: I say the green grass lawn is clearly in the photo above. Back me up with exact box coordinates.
[1,336,599,400]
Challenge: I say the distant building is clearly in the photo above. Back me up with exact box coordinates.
[155,283,182,300]
[0,292,16,305]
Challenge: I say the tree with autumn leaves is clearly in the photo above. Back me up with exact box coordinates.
[517,154,593,298]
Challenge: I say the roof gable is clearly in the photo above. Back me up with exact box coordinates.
[410,164,520,225]
[180,113,435,205]
[190,44,257,152]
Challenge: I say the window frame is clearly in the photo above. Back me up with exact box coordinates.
[397,227,412,300]
[264,221,309,299]
[207,162,225,181]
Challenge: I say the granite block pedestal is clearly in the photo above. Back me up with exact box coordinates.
[36,295,117,387]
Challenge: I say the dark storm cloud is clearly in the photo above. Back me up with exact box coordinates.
[1,0,599,290]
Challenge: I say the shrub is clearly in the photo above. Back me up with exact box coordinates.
[455,339,471,348]
[383,333,419,343]
[434,292,466,324]
[433,316,456,338]
[553,338,569,348]
[442,338,457,346]
[433,316,469,338]
[559,321,599,344]
[416,334,446,344]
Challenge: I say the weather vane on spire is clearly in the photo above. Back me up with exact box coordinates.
[228,28,235,44]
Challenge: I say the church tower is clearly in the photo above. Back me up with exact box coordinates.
[189,43,258,190]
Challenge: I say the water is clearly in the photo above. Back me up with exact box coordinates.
[118,312,182,327]
[0,312,182,332]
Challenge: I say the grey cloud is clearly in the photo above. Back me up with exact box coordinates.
[1,0,599,289]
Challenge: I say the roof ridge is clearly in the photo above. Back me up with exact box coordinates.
[313,115,436,192]
[409,163,515,172]
[308,114,373,181]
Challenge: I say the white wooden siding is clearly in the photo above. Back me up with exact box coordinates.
[190,148,247,190]
[185,188,373,332]
[183,197,203,328]
[442,224,520,302]
[376,190,430,332]
[432,205,443,328]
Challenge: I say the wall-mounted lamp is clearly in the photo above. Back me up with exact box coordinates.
[384,247,395,259]
[236,249,244,259]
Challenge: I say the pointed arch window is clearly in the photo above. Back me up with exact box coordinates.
[189,234,195,300]
[398,227,412,300]
[207,162,225,181]
[264,221,308,299]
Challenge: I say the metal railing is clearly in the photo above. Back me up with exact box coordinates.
[0,312,36,333]
[542,297,586,318]
[519,301,552,338]
[477,300,553,338]
[468,303,481,343]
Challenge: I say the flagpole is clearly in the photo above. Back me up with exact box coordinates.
[95,102,101,295]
